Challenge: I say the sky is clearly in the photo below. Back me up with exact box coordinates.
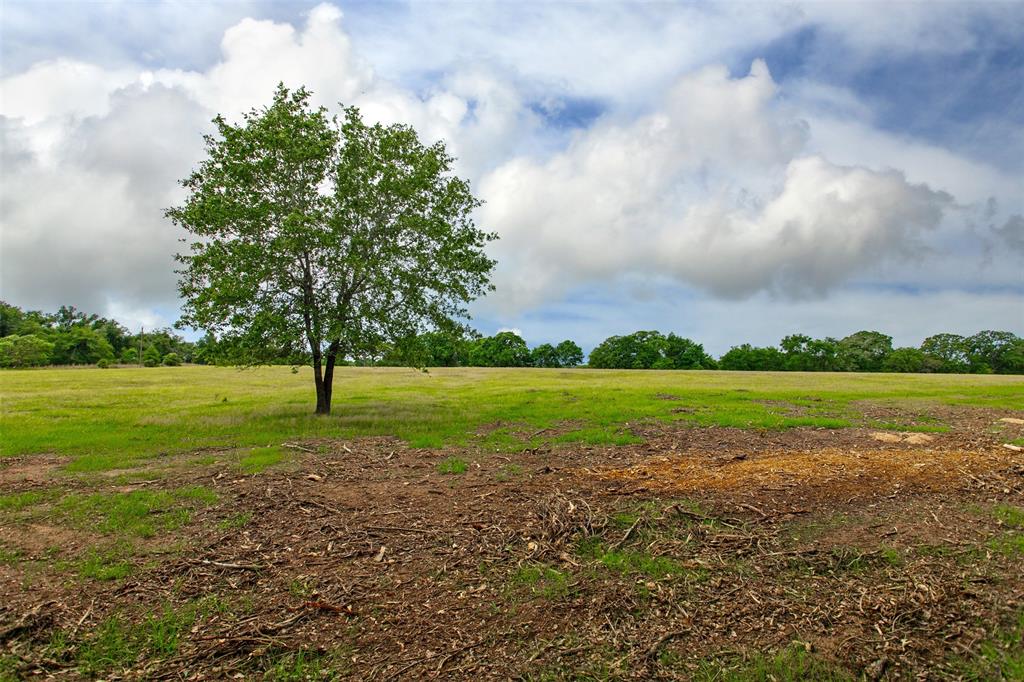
[1,0,1022,355]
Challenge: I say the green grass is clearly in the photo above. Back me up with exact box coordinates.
[0,490,58,512]
[690,644,853,680]
[577,537,699,582]
[74,598,230,675]
[509,564,572,600]
[436,456,468,475]
[1,366,1022,471]
[239,445,286,474]
[949,612,1024,680]
[56,486,218,538]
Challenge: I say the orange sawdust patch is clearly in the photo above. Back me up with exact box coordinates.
[590,446,1017,495]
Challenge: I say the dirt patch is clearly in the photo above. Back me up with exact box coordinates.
[1,416,1022,680]
[0,456,69,487]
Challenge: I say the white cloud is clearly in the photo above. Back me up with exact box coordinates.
[479,62,954,309]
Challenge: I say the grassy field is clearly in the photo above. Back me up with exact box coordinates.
[3,365,1023,471]
[2,366,1023,679]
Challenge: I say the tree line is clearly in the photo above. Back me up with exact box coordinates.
[3,301,1021,374]
[0,302,200,368]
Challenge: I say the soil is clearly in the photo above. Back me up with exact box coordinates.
[1,407,1023,680]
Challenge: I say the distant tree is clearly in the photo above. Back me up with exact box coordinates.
[964,330,1020,374]
[882,347,931,373]
[0,302,24,337]
[920,333,969,373]
[719,344,785,371]
[52,327,114,365]
[469,332,531,367]
[838,331,893,372]
[121,347,139,365]
[659,334,716,369]
[143,345,162,367]
[531,343,560,368]
[554,340,584,368]
[162,352,182,366]
[168,85,495,414]
[997,339,1024,374]
[0,334,54,368]
[589,331,662,369]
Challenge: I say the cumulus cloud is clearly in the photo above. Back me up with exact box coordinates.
[480,62,953,308]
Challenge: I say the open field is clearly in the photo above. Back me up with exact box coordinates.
[1,367,1023,679]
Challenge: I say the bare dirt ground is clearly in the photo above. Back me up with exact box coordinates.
[1,408,1023,680]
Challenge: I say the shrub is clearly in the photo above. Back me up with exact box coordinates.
[162,353,181,367]
[143,346,162,367]
[97,358,110,369]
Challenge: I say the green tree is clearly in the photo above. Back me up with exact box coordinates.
[0,302,25,337]
[168,85,495,414]
[660,333,715,369]
[51,327,114,365]
[530,343,560,368]
[838,331,893,372]
[589,331,664,369]
[469,332,531,367]
[920,333,969,373]
[964,330,1020,374]
[143,345,162,367]
[554,340,583,367]
[0,334,54,367]
[719,344,785,371]
[881,347,942,373]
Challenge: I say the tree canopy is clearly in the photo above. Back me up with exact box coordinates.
[167,85,496,413]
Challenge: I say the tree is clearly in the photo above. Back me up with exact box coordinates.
[0,335,54,367]
[143,345,162,367]
[168,85,495,414]
[554,340,583,367]
[964,330,1020,374]
[660,333,715,369]
[469,332,531,367]
[52,326,114,365]
[920,333,969,373]
[838,331,893,372]
[719,344,785,371]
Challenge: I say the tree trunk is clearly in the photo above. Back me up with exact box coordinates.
[313,351,330,415]
[322,349,338,414]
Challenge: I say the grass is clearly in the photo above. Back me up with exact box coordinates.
[509,564,573,600]
[436,456,468,475]
[73,598,230,676]
[949,612,1024,680]
[239,445,286,474]
[577,537,699,582]
[56,486,218,538]
[1,366,1022,471]
[690,644,854,680]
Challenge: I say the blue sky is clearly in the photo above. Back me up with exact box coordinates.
[1,1,1022,354]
